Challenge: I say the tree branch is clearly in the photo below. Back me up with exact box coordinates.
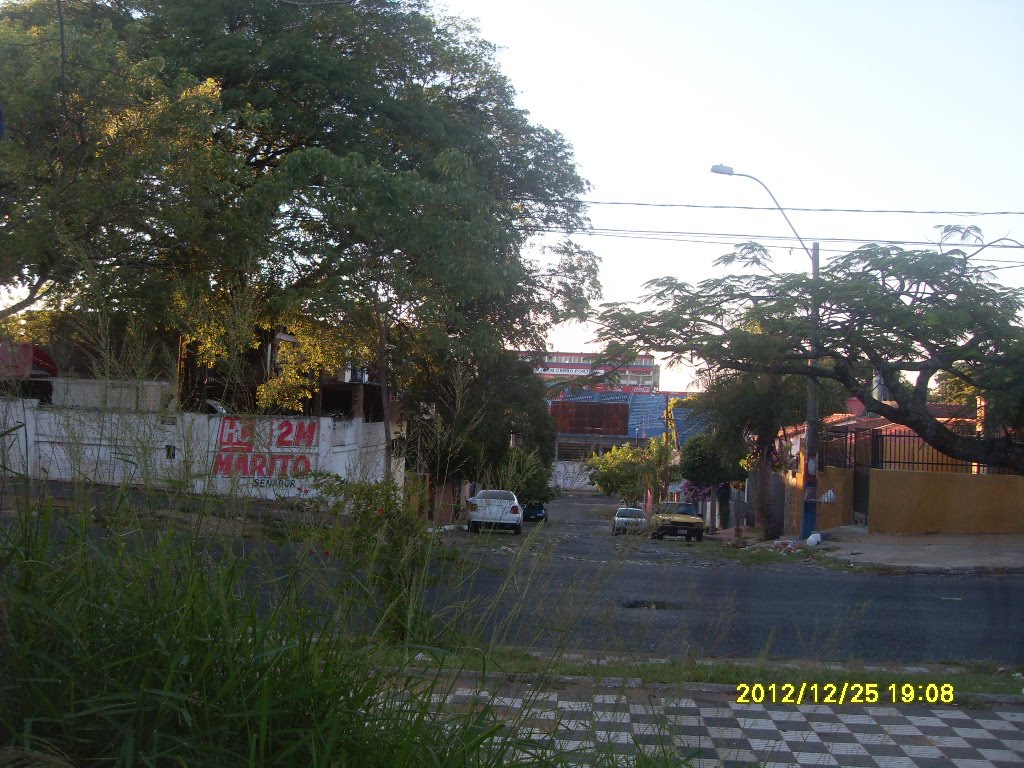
[0,274,52,321]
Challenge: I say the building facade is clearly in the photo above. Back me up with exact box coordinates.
[531,351,660,393]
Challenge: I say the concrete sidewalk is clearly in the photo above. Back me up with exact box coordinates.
[817,526,1024,573]
[440,671,1024,767]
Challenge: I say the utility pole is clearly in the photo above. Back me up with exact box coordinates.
[709,165,821,539]
[800,242,820,538]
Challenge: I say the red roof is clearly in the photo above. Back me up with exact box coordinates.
[784,405,979,437]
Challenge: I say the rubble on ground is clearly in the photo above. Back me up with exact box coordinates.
[744,538,807,554]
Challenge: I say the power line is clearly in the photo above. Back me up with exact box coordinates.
[526,225,1024,250]
[572,234,1024,263]
[536,230,862,253]
[548,231,1024,261]
[577,200,1024,216]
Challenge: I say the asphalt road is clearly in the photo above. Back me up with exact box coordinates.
[9,490,1019,665]
[439,493,1024,665]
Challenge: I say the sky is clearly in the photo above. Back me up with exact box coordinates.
[437,0,1024,390]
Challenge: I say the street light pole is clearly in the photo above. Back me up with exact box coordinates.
[710,164,820,537]
[803,241,820,538]
[710,165,813,260]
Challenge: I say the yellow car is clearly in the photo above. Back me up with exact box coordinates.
[650,501,705,541]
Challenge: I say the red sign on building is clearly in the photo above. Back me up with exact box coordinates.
[0,343,33,379]
[211,417,319,485]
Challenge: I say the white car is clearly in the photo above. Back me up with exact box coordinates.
[611,507,648,535]
[466,489,523,535]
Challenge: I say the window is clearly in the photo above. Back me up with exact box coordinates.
[617,508,645,518]
[477,490,516,501]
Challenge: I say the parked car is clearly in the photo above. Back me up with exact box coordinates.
[466,489,523,534]
[650,500,704,541]
[522,502,548,522]
[611,507,648,535]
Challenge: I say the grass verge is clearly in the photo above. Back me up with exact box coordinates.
[2,487,1017,768]
[0,495,562,767]
[689,533,887,572]
[448,648,1023,698]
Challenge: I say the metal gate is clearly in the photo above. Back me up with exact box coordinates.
[852,428,878,525]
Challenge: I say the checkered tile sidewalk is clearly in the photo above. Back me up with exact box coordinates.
[444,681,1024,767]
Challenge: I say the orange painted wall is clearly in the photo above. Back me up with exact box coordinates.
[785,463,853,535]
[868,469,1024,533]
[816,466,854,530]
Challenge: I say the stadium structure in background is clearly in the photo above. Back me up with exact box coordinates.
[531,350,660,395]
[522,352,702,465]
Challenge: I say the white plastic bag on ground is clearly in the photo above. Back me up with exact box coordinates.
[806,532,822,547]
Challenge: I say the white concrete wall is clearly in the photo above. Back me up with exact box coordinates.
[50,378,171,411]
[552,460,595,491]
[0,397,395,500]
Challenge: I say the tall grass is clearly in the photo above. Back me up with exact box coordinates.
[0,496,572,767]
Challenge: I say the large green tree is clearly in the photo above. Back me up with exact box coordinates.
[600,242,1024,474]
[0,2,244,323]
[684,374,799,538]
[1,0,598,416]
[128,0,596,351]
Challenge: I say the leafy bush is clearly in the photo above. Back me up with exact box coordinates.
[486,448,558,505]
[586,436,678,506]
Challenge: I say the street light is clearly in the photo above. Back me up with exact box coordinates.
[710,164,814,260]
[710,164,820,539]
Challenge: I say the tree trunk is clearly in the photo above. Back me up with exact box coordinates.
[763,465,785,541]
[177,337,206,411]
[851,375,1024,474]
[716,483,731,528]
[312,367,323,417]
[376,315,394,483]
[752,446,771,533]
[750,437,785,540]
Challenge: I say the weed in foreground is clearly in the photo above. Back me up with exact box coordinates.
[0,496,570,767]
[0,488,720,767]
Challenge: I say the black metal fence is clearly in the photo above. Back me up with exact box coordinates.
[821,426,856,469]
[822,425,1016,475]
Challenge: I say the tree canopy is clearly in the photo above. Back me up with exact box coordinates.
[586,435,678,506]
[599,241,1024,473]
[677,432,744,489]
[680,373,807,537]
[0,0,598,477]
[405,350,557,484]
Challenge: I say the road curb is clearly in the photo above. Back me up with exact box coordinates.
[423,666,741,695]
[965,692,1024,705]
[417,666,1024,706]
[824,557,1024,575]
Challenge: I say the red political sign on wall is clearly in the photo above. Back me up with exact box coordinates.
[0,343,32,379]
[211,417,318,481]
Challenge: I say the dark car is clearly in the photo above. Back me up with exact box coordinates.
[522,502,548,522]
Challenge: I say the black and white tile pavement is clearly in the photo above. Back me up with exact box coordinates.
[443,681,1024,767]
